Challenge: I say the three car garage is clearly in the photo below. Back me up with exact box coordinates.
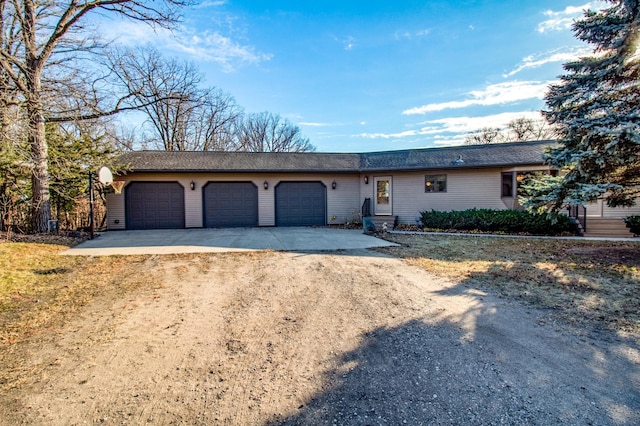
[124,180,327,230]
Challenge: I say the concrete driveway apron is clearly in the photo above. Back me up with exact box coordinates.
[61,227,397,256]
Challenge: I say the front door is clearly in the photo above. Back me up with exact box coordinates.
[374,176,392,215]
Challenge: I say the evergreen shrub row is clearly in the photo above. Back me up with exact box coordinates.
[624,216,640,236]
[418,208,576,236]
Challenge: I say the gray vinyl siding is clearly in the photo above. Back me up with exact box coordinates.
[328,176,361,224]
[585,198,640,218]
[385,169,506,224]
[106,190,126,230]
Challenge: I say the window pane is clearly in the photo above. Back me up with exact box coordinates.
[502,172,513,197]
[377,180,390,204]
[425,175,446,193]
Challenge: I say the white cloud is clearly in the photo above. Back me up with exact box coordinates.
[299,122,339,127]
[503,47,591,77]
[432,134,467,147]
[394,28,432,40]
[358,111,545,144]
[344,36,355,51]
[193,0,227,9]
[402,81,551,115]
[175,30,272,71]
[358,129,420,139]
[537,2,606,33]
[420,111,545,134]
[100,20,271,72]
[330,34,356,50]
[537,17,574,33]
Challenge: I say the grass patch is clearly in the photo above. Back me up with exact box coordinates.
[0,243,84,312]
[379,234,640,336]
[0,241,158,345]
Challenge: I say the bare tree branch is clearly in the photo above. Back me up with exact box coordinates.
[0,0,190,231]
[235,112,315,153]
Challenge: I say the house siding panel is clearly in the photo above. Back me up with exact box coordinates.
[602,204,640,218]
[328,176,361,224]
[585,198,640,218]
[106,191,126,230]
[385,169,505,224]
[184,179,202,228]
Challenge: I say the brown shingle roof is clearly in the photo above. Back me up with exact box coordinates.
[359,140,555,171]
[117,140,554,173]
[117,151,361,173]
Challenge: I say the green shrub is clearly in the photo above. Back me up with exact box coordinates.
[419,208,575,236]
[624,215,640,236]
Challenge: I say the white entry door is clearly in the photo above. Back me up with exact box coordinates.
[374,176,392,215]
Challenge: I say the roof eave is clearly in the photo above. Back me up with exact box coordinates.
[119,168,362,174]
[360,162,548,173]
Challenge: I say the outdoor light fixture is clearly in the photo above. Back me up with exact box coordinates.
[332,180,337,190]
[364,176,369,184]
[263,180,269,190]
[190,181,195,190]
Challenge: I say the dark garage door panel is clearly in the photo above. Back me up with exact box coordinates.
[126,182,185,230]
[203,182,258,228]
[276,182,326,227]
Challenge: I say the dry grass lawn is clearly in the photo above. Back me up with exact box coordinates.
[378,234,640,337]
[0,239,157,346]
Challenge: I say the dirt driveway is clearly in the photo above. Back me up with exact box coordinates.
[2,249,639,425]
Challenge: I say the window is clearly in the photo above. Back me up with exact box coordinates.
[425,174,446,193]
[502,172,514,197]
[376,179,390,204]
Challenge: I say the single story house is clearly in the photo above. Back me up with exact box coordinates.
[106,140,639,233]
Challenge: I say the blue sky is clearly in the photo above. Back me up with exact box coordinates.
[102,1,605,152]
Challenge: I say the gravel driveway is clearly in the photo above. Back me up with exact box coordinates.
[4,250,639,425]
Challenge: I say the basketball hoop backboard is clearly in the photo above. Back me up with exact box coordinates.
[98,167,113,185]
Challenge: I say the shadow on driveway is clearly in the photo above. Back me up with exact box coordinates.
[272,284,640,425]
[62,227,397,256]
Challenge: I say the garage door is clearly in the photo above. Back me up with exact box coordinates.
[203,182,258,228]
[275,181,326,226]
[125,182,185,230]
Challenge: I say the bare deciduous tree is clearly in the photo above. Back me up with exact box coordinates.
[194,89,242,151]
[506,117,559,141]
[464,117,559,145]
[0,0,189,232]
[235,112,315,153]
[507,117,536,141]
[112,46,242,151]
[464,127,503,145]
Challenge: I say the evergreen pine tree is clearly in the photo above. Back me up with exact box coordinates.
[522,0,640,212]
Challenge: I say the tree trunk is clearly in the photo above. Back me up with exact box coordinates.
[27,69,51,232]
[29,111,50,233]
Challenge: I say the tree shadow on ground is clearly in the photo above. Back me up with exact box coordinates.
[269,272,640,425]
[378,235,640,341]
